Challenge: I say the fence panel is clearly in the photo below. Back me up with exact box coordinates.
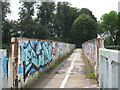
[9,37,76,88]
[0,49,8,89]
[99,48,120,89]
[82,38,104,79]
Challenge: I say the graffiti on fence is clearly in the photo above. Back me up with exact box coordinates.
[2,56,7,80]
[9,37,75,87]
[82,38,104,80]
[52,47,56,55]
[23,40,53,80]
[18,64,23,74]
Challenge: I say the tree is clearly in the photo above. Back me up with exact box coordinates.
[2,2,11,45]
[79,8,97,22]
[71,14,98,47]
[100,11,118,45]
[2,2,11,22]
[31,19,49,39]
[53,2,80,42]
[117,12,120,45]
[18,2,35,37]
[37,2,55,39]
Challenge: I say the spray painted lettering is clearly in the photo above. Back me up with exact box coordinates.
[23,40,52,79]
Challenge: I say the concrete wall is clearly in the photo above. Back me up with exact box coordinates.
[82,38,104,79]
[0,49,7,89]
[9,37,76,88]
[99,48,120,89]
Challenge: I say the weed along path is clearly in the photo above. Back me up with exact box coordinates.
[28,49,98,88]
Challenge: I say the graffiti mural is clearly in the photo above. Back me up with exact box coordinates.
[9,37,76,88]
[52,47,56,55]
[23,40,53,79]
[82,38,104,80]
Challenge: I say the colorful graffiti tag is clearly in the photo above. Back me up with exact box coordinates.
[9,37,75,88]
[23,40,53,80]
[2,56,8,80]
[82,38,104,80]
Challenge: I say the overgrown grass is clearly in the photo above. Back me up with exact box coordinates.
[51,52,72,70]
[87,66,95,79]
[88,73,95,79]
[82,52,96,79]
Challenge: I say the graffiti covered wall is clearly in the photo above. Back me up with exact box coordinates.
[82,38,104,80]
[0,49,8,89]
[9,37,76,88]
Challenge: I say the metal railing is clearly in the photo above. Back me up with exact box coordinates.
[99,48,120,89]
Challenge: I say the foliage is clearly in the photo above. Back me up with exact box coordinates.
[104,36,114,46]
[2,43,10,56]
[18,2,35,37]
[57,2,79,42]
[2,20,13,45]
[51,52,72,69]
[2,1,120,50]
[2,2,11,45]
[2,2,11,21]
[36,2,55,39]
[37,2,55,25]
[71,14,98,47]
[117,12,120,45]
[100,11,118,46]
[2,2,107,48]
[87,66,95,79]
[79,8,97,22]
[88,73,95,79]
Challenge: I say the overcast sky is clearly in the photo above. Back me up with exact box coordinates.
[7,0,120,21]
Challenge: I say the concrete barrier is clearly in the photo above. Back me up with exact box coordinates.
[82,38,104,79]
[99,48,120,89]
[9,37,76,88]
[0,49,7,89]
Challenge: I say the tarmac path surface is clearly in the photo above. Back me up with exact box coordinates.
[30,49,98,88]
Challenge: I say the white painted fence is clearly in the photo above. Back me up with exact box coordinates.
[9,37,76,88]
[82,38,104,79]
[99,48,120,89]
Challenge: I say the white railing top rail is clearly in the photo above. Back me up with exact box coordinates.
[99,48,120,89]
[99,48,120,64]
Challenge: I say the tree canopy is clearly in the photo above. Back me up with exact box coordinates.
[3,2,120,49]
[2,2,11,45]
[99,11,118,46]
[71,14,98,47]
[79,8,97,22]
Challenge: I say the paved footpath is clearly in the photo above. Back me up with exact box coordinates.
[30,49,98,88]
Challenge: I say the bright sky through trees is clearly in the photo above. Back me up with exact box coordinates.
[7,0,119,21]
